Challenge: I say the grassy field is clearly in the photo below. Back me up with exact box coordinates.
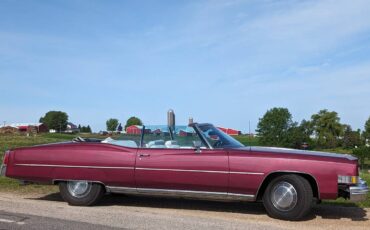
[233,135,261,146]
[0,133,369,208]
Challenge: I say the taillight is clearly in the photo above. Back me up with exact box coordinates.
[3,151,10,165]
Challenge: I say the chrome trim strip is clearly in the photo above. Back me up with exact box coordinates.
[136,167,227,174]
[135,167,264,175]
[52,179,106,186]
[15,164,134,170]
[14,164,264,175]
[106,186,255,201]
[229,171,264,175]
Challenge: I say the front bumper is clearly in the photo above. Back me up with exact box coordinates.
[349,179,369,202]
[0,164,6,176]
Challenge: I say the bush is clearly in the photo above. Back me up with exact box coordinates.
[352,146,370,168]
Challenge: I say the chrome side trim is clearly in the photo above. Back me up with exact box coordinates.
[106,186,137,194]
[15,164,134,170]
[229,171,264,175]
[107,186,255,201]
[52,179,106,186]
[135,167,264,175]
[14,164,264,176]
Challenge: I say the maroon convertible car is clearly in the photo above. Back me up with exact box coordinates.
[1,122,368,220]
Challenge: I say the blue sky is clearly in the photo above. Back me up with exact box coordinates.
[1,0,370,132]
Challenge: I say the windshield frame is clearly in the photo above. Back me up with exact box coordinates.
[192,123,245,149]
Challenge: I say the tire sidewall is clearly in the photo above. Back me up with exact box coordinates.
[59,181,104,206]
[263,175,313,220]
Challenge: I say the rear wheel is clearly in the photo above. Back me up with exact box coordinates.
[59,181,105,206]
[262,174,313,220]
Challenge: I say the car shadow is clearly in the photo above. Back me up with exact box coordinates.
[33,193,368,221]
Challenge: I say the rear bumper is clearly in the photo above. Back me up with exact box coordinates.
[349,179,369,202]
[0,164,6,176]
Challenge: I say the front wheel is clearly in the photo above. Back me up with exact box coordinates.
[59,181,105,206]
[262,174,313,220]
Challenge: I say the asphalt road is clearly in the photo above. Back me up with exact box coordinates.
[0,192,369,230]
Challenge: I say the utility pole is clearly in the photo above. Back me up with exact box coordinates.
[3,121,6,127]
[248,120,251,144]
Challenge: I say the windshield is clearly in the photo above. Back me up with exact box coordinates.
[197,124,244,148]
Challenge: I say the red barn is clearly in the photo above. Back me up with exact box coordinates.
[126,125,142,135]
[126,125,151,135]
[3,123,48,133]
[217,127,241,136]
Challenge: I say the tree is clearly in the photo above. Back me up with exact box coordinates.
[363,116,370,143]
[39,111,68,132]
[106,118,119,132]
[256,108,294,147]
[86,125,92,133]
[352,146,370,168]
[117,123,123,132]
[342,125,362,149]
[310,109,344,148]
[286,119,314,149]
[125,116,143,130]
[78,124,81,132]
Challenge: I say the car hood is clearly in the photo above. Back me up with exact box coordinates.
[245,146,357,161]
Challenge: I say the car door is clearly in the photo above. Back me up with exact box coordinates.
[135,147,228,193]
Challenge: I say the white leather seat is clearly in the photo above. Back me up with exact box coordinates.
[165,140,180,148]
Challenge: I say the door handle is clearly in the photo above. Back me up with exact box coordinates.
[139,153,150,157]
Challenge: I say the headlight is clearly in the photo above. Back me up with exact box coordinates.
[338,175,359,184]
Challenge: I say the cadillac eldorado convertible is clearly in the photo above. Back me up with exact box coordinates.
[1,122,368,220]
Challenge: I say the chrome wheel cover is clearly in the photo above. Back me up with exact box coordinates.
[67,181,92,198]
[271,181,298,212]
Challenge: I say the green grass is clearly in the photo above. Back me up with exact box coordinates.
[317,148,353,155]
[233,135,261,146]
[0,176,58,194]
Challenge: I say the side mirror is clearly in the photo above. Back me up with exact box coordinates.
[193,141,202,153]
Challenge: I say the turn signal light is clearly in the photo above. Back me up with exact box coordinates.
[338,175,359,184]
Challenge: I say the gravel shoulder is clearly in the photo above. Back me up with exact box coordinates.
[0,191,369,230]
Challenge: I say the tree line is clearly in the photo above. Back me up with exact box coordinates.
[256,108,370,165]
[106,117,142,132]
[39,111,144,133]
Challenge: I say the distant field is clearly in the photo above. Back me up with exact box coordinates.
[233,135,261,146]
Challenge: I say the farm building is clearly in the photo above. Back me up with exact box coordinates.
[0,126,19,134]
[217,127,241,136]
[0,123,48,133]
[65,122,79,133]
[178,130,193,137]
[126,125,151,135]
[178,127,196,137]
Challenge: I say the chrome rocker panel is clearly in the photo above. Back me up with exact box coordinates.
[106,186,256,202]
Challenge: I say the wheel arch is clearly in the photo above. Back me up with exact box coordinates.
[52,179,107,191]
[256,171,320,201]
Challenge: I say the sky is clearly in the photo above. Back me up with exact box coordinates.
[1,0,370,132]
